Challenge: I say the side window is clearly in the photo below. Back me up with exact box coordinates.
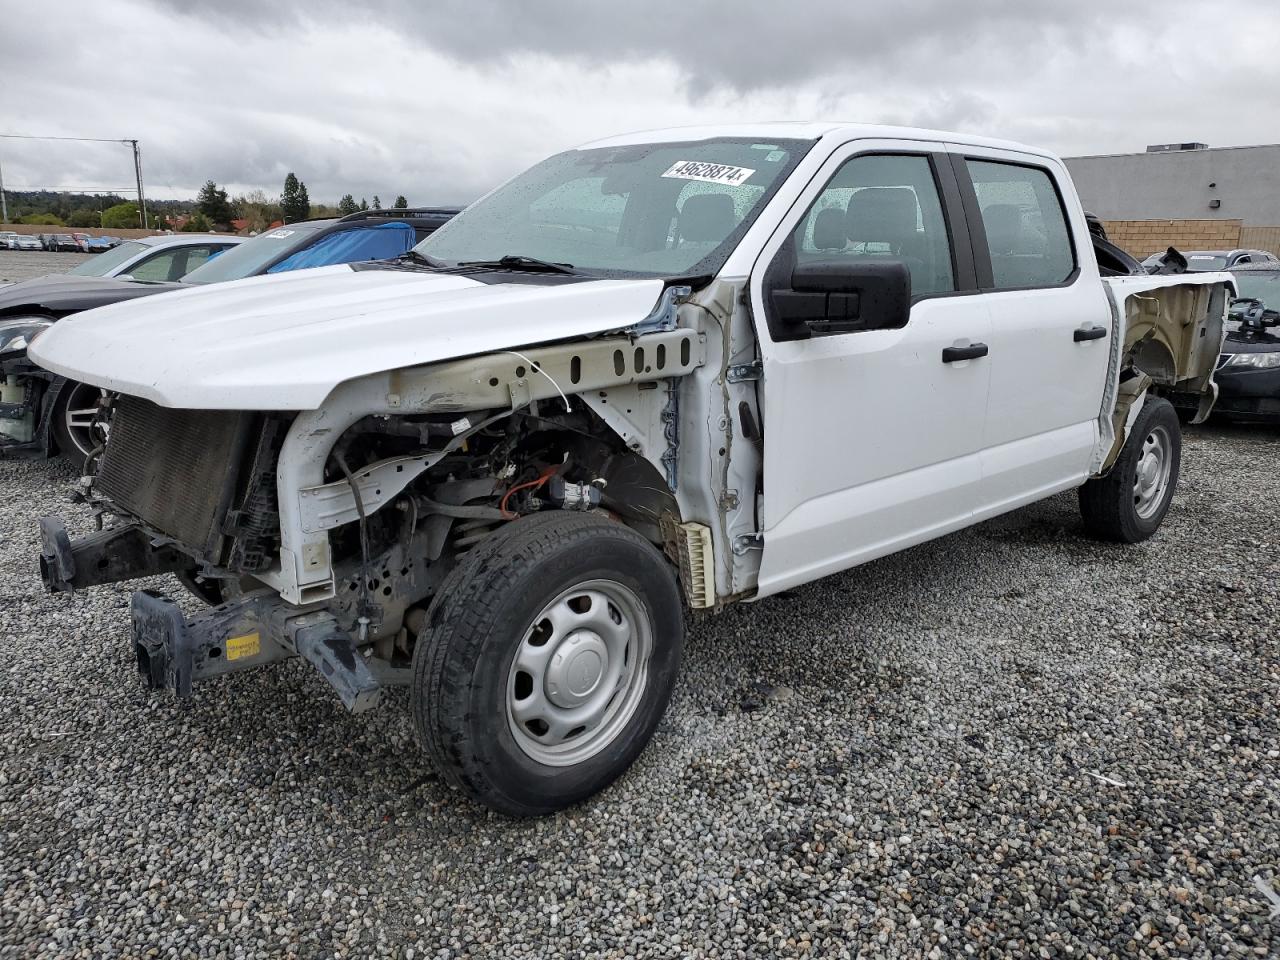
[177,245,219,274]
[966,160,1074,289]
[127,249,186,282]
[792,154,955,297]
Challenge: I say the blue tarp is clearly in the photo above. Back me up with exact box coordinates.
[266,222,415,273]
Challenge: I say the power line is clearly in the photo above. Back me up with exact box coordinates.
[3,186,140,192]
[0,133,134,144]
[0,133,147,227]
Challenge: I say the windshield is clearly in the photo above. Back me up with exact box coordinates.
[181,223,324,284]
[417,137,813,278]
[1232,271,1280,306]
[67,240,149,276]
[1186,253,1229,271]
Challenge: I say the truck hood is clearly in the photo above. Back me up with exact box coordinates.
[29,265,667,410]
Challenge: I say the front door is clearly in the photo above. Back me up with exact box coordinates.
[750,143,992,597]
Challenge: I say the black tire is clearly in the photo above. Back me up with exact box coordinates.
[1079,396,1181,543]
[413,511,684,816]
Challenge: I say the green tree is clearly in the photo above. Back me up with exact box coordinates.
[18,213,63,225]
[101,202,139,229]
[197,180,234,227]
[337,194,359,216]
[281,172,311,222]
[359,197,369,211]
[372,195,381,209]
[232,190,281,233]
[181,212,213,232]
[67,209,102,228]
[393,195,408,209]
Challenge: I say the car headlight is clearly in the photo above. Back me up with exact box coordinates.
[0,317,53,356]
[1218,350,1280,371]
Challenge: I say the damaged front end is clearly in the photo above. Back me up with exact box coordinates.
[38,315,712,712]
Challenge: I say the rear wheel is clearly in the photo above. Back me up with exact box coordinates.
[1079,396,1181,543]
[50,380,109,469]
[413,511,684,816]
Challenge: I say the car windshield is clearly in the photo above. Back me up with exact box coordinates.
[181,224,323,284]
[416,137,813,278]
[1232,270,1280,306]
[66,240,149,277]
[1185,253,1229,271]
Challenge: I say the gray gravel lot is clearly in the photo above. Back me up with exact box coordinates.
[0,250,94,284]
[1,425,1278,959]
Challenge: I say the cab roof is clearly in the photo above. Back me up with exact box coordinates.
[577,122,1056,160]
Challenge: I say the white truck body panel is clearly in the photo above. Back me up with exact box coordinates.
[28,122,1230,608]
[29,265,666,410]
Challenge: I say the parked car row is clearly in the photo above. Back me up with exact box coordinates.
[10,123,1235,817]
[0,231,127,252]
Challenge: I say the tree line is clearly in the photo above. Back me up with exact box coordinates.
[4,172,412,232]
[189,173,410,232]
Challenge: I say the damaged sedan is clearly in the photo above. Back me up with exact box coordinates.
[32,124,1230,815]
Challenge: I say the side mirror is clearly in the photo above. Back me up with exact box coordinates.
[771,259,911,337]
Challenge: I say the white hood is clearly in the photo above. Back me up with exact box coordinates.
[28,265,666,410]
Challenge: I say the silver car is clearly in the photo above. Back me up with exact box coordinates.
[65,234,244,281]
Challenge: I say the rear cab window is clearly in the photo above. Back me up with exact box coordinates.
[965,159,1075,289]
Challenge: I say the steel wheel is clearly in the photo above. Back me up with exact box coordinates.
[60,381,110,459]
[506,578,654,767]
[1133,424,1173,520]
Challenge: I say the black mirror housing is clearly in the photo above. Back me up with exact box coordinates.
[772,259,911,337]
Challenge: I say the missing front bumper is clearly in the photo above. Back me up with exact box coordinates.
[128,589,395,713]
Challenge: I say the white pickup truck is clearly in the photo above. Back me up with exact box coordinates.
[32,123,1228,815]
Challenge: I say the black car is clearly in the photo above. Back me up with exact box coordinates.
[0,208,459,463]
[1166,263,1280,423]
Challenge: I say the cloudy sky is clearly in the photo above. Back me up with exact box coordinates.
[4,0,1279,206]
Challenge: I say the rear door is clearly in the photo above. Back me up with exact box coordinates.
[949,149,1115,519]
[751,139,992,597]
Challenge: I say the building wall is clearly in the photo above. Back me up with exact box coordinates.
[1101,219,1243,259]
[1065,145,1280,224]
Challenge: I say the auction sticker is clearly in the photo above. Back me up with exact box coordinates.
[226,632,261,661]
[662,161,755,186]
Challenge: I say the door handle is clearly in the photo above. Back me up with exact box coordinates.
[1074,325,1108,342]
[942,342,989,363]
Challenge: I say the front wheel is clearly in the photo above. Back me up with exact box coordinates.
[413,511,684,816]
[1079,396,1181,543]
[50,380,109,470]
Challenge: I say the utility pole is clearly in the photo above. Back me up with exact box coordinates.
[131,139,148,229]
[0,153,7,224]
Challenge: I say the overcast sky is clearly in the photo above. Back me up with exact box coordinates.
[4,0,1279,206]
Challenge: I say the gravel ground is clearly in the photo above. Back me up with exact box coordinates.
[1,424,1278,959]
[0,250,95,284]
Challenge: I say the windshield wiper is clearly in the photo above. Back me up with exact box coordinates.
[396,249,448,268]
[456,254,578,275]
